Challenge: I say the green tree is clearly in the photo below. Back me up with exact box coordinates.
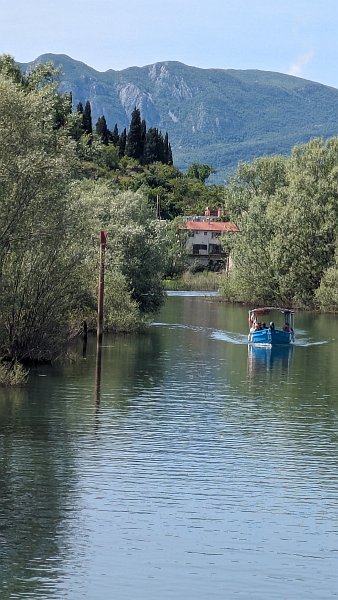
[222,142,338,307]
[315,245,338,311]
[163,132,173,165]
[126,106,143,160]
[119,127,127,157]
[186,163,216,183]
[0,54,25,85]
[83,100,92,135]
[96,115,110,145]
[78,182,166,317]
[269,139,338,305]
[143,128,160,164]
[0,73,87,361]
[112,123,119,146]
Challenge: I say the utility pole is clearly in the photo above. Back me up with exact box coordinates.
[97,230,107,345]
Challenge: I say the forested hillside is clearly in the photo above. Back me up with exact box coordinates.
[21,54,338,179]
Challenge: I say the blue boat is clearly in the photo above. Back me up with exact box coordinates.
[248,307,295,346]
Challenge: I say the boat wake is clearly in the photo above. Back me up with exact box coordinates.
[152,322,329,348]
[210,330,248,344]
[293,338,328,347]
[152,322,249,345]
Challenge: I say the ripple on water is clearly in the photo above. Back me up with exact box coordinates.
[1,299,338,599]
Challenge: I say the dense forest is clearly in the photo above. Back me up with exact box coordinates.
[0,54,337,381]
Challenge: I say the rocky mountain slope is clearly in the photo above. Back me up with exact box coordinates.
[21,54,338,180]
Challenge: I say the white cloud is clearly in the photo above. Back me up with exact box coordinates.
[288,50,314,77]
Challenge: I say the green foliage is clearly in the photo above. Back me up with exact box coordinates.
[126,107,143,160]
[186,163,216,183]
[143,128,172,166]
[111,160,225,219]
[164,271,221,291]
[0,361,28,386]
[106,190,166,314]
[222,140,338,307]
[160,218,187,278]
[96,115,110,145]
[315,246,338,311]
[77,182,167,319]
[0,70,89,362]
[112,123,119,145]
[119,127,127,157]
[83,100,92,135]
[104,271,142,332]
[0,55,59,90]
[0,54,25,85]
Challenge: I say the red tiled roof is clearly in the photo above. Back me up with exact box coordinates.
[183,221,238,232]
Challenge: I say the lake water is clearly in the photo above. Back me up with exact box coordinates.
[1,294,338,599]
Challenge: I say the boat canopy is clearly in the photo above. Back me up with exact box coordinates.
[249,307,294,316]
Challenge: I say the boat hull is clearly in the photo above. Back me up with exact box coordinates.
[248,328,293,346]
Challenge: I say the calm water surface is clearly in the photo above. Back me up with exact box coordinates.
[1,295,338,599]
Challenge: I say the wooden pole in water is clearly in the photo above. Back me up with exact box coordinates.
[97,230,107,345]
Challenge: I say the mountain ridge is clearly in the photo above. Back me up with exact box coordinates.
[21,54,338,180]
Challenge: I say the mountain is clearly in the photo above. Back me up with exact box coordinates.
[21,54,338,181]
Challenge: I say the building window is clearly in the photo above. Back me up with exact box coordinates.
[192,244,208,255]
[209,244,221,254]
[204,231,208,236]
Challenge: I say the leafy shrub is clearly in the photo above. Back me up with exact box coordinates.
[0,361,28,386]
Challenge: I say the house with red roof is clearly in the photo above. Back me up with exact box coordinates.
[182,208,238,270]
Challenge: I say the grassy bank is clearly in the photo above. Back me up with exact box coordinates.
[164,271,223,291]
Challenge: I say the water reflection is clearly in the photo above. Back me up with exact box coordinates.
[94,340,102,406]
[1,298,338,600]
[248,344,294,375]
[88,329,165,415]
[0,387,77,599]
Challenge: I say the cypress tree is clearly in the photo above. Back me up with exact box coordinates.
[112,123,119,146]
[77,101,84,114]
[163,132,170,164]
[156,130,165,163]
[126,106,143,160]
[143,128,159,165]
[167,142,173,165]
[141,119,147,159]
[83,100,93,135]
[96,115,110,145]
[119,127,127,157]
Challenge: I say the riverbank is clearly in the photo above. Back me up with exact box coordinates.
[164,272,222,291]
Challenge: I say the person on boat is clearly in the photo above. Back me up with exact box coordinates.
[249,315,257,332]
[283,324,290,332]
[269,321,275,330]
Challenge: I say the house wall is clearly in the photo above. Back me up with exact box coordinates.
[186,230,221,255]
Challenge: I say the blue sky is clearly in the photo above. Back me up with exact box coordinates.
[2,0,338,88]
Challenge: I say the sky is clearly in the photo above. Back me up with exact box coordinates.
[2,0,338,88]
